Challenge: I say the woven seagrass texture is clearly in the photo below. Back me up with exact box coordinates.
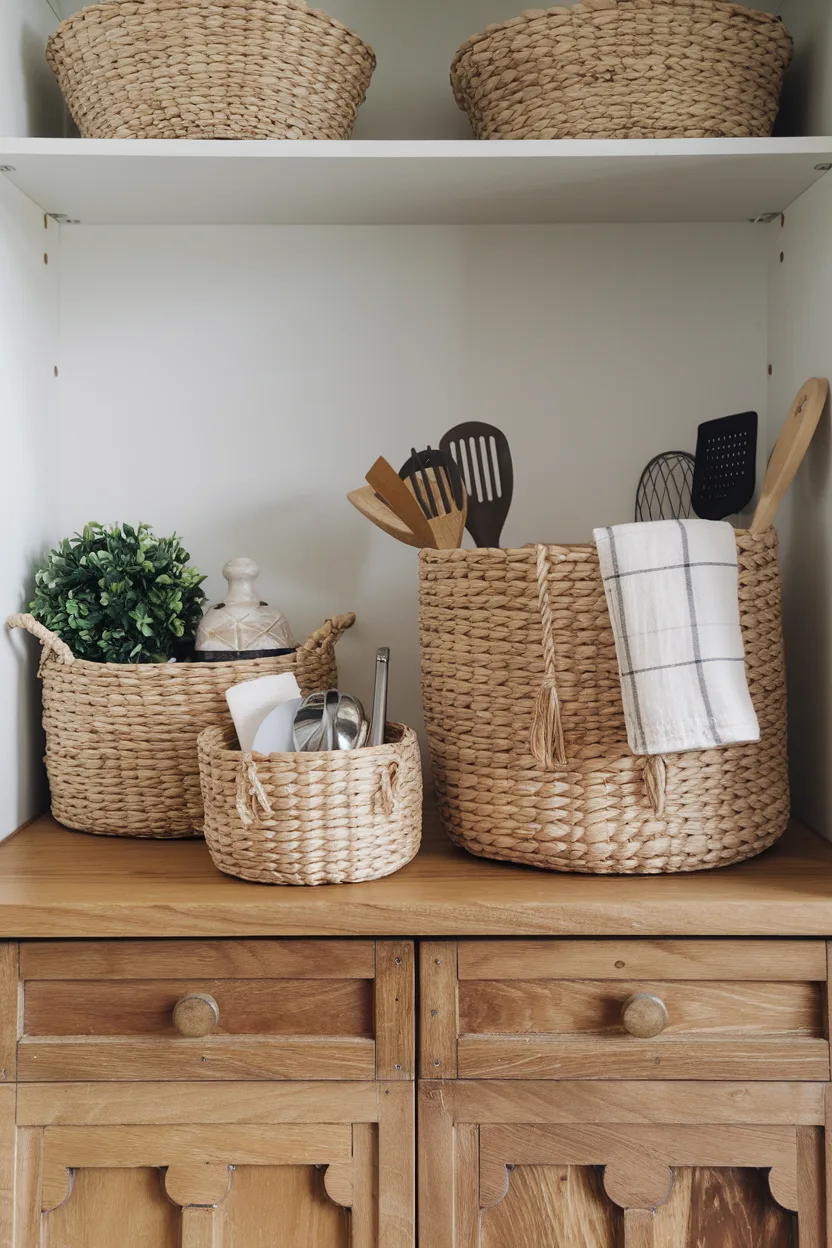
[451,0,793,140]
[199,722,422,884]
[419,529,788,875]
[46,0,376,140]
[7,612,354,839]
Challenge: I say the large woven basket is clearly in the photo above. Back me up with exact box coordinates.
[199,722,422,884]
[8,611,354,838]
[419,530,788,875]
[46,0,376,140]
[451,0,793,140]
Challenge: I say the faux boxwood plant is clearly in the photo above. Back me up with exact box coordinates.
[30,522,206,663]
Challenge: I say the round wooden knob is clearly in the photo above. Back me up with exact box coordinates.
[173,993,219,1038]
[622,993,668,1039]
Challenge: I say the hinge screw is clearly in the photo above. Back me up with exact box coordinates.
[815,163,832,172]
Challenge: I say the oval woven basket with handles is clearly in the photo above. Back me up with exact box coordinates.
[46,0,376,140]
[7,611,354,839]
[419,529,788,875]
[451,0,793,140]
[198,722,423,885]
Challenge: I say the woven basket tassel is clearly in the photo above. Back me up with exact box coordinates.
[530,545,567,770]
[236,756,273,828]
[376,762,399,818]
[643,755,667,818]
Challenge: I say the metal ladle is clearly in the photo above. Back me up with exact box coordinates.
[293,690,369,752]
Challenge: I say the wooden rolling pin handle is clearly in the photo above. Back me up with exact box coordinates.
[621,992,668,1039]
[173,992,220,1038]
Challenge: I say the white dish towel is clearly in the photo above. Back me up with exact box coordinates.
[593,518,759,756]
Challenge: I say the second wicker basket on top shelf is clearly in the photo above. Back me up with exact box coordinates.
[451,0,794,140]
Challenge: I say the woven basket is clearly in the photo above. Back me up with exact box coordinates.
[451,0,793,140]
[419,530,788,875]
[7,611,354,838]
[198,722,422,884]
[46,0,376,140]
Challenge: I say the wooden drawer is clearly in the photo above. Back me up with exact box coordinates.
[421,940,831,1081]
[19,938,414,1082]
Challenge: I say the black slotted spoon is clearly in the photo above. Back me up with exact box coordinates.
[691,411,758,521]
[439,422,513,547]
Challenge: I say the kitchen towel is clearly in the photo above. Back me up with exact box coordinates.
[593,518,759,756]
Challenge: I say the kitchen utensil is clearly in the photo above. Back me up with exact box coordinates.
[691,411,758,521]
[365,457,438,549]
[226,672,302,753]
[251,697,303,755]
[347,485,423,549]
[399,447,467,550]
[751,377,829,532]
[635,451,695,522]
[197,557,295,654]
[369,647,390,748]
[293,690,370,752]
[439,422,513,547]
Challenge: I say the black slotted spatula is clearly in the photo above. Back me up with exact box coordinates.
[439,422,513,547]
[691,410,758,521]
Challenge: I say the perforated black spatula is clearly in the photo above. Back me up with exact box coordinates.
[691,411,758,521]
[439,422,513,547]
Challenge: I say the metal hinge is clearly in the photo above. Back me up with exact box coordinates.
[748,212,781,225]
[0,165,16,174]
[47,212,81,225]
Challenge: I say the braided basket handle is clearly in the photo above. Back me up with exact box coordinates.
[300,613,356,656]
[6,613,75,670]
[529,546,567,770]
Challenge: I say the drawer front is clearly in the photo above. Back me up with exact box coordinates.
[422,940,831,1081]
[20,938,414,1082]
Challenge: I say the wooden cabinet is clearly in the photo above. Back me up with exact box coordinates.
[3,939,416,1248]
[419,939,831,1247]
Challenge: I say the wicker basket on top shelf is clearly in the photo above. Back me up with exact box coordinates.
[451,0,793,141]
[46,0,376,140]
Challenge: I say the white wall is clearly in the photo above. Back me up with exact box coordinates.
[767,173,832,840]
[50,223,768,738]
[0,0,63,138]
[0,178,59,836]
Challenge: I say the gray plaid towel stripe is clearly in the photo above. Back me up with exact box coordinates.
[593,518,760,756]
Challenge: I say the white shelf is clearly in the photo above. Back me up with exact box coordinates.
[1,137,831,226]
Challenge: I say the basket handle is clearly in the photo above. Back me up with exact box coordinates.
[236,755,273,828]
[6,613,75,671]
[529,546,567,770]
[300,612,356,656]
[376,760,400,818]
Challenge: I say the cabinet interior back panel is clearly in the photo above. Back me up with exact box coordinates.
[52,223,768,736]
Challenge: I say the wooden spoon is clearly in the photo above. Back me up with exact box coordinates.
[347,486,423,549]
[750,378,829,532]
[365,457,439,548]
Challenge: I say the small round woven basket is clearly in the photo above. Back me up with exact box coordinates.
[451,0,793,140]
[46,0,376,140]
[198,723,423,885]
[7,611,354,838]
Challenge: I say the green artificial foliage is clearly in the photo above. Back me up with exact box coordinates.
[30,522,207,663]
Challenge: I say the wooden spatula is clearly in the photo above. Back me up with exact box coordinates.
[439,422,513,547]
[365,457,439,549]
[750,378,829,532]
[347,486,423,549]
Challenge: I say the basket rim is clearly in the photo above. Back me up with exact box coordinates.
[451,0,792,72]
[419,526,776,564]
[199,720,416,760]
[48,0,376,60]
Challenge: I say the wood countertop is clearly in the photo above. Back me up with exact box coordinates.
[0,815,831,938]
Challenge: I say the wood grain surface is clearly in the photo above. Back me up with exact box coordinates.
[4,817,832,937]
[24,978,374,1038]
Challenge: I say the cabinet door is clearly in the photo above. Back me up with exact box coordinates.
[419,1080,828,1247]
[9,1080,413,1248]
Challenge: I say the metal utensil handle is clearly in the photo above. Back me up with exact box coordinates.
[369,648,390,748]
[325,690,339,752]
